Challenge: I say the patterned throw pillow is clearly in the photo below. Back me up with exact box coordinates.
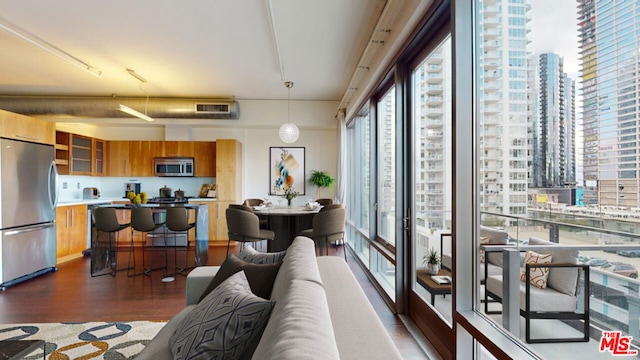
[170,271,274,360]
[238,245,287,264]
[520,250,552,289]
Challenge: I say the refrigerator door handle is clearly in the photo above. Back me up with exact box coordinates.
[48,160,59,208]
[4,222,56,236]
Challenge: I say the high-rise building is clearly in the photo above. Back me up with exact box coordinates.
[579,0,640,207]
[478,0,531,215]
[530,53,576,188]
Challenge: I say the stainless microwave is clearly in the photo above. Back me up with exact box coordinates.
[154,157,194,177]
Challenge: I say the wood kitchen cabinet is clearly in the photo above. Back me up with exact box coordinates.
[93,138,106,176]
[163,141,194,157]
[106,141,130,176]
[56,204,88,264]
[0,109,55,145]
[215,139,242,201]
[129,141,163,176]
[69,134,93,175]
[194,141,216,177]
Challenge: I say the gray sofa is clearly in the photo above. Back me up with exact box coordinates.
[136,236,402,359]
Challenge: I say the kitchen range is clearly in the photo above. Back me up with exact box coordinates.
[0,138,58,290]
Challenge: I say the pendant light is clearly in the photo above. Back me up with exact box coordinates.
[279,81,299,143]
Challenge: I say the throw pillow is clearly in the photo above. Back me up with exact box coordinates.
[479,236,489,263]
[170,271,274,360]
[198,254,281,302]
[520,250,552,289]
[238,245,287,264]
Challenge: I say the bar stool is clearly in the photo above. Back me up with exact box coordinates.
[130,207,167,276]
[166,206,196,275]
[92,207,131,277]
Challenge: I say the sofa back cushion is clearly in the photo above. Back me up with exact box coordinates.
[271,237,323,302]
[252,279,340,360]
[528,237,579,296]
[480,226,510,266]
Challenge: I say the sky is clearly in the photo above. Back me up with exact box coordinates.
[528,0,581,79]
[528,0,584,182]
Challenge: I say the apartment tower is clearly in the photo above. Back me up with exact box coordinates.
[580,0,640,207]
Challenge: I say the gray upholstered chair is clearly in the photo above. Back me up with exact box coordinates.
[93,207,131,277]
[225,207,275,256]
[243,198,264,207]
[229,203,253,212]
[319,203,344,212]
[166,206,196,275]
[299,207,346,261]
[236,202,269,232]
[315,198,334,206]
[131,207,166,277]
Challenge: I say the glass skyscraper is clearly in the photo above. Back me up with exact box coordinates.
[580,0,640,207]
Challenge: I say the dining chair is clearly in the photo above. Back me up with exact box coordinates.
[319,203,344,212]
[315,198,334,206]
[225,207,275,256]
[243,198,264,207]
[92,207,131,277]
[298,207,347,261]
[165,206,196,275]
[130,207,167,276]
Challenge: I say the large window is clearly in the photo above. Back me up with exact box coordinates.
[377,86,396,247]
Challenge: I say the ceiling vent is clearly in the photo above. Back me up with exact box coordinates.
[196,103,231,114]
[0,96,240,119]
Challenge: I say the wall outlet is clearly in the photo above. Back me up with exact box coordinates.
[62,182,68,189]
[77,182,81,189]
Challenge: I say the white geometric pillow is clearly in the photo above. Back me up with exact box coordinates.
[520,250,552,289]
[169,271,274,360]
[238,245,286,264]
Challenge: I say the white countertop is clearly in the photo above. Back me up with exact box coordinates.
[56,197,217,207]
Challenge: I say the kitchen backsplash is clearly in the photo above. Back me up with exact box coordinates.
[58,175,215,202]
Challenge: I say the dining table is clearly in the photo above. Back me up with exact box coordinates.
[252,205,321,252]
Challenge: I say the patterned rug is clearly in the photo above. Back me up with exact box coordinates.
[0,321,166,359]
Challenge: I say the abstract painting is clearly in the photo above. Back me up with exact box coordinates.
[270,147,305,195]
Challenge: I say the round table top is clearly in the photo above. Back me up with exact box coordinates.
[252,205,321,215]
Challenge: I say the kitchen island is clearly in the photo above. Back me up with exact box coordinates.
[90,203,209,276]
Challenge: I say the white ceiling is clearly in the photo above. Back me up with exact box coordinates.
[0,0,386,102]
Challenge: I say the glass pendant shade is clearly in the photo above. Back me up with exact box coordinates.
[279,81,299,143]
[279,122,299,143]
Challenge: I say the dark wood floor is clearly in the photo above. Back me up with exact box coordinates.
[0,243,433,359]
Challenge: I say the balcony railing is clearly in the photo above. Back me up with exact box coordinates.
[477,211,640,355]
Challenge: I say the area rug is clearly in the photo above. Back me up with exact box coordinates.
[0,321,166,359]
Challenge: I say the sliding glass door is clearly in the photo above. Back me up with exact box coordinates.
[408,33,454,351]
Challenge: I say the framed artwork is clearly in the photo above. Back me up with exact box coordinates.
[270,147,305,195]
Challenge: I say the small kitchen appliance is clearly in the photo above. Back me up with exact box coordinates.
[124,182,141,197]
[83,187,100,199]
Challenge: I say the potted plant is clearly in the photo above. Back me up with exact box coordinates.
[307,170,335,199]
[423,247,441,275]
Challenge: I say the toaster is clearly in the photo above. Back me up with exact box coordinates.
[83,187,101,199]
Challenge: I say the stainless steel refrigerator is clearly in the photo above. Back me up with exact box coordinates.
[0,138,58,289]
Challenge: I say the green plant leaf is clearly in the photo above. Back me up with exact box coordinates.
[308,170,335,189]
